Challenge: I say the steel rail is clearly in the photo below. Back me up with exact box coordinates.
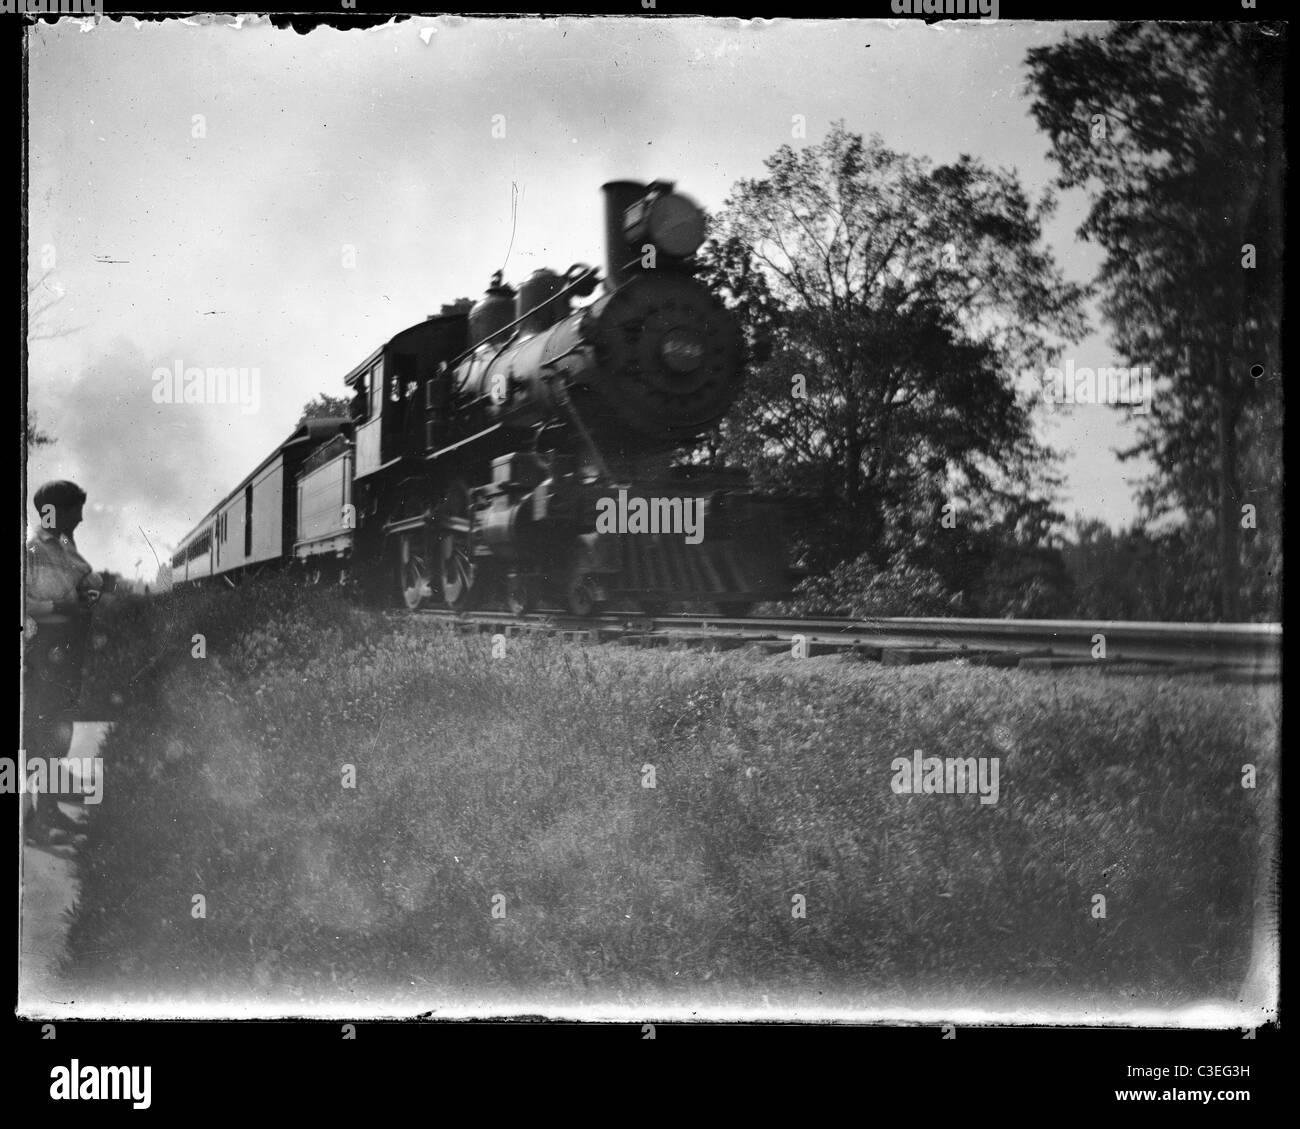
[403,608,1281,676]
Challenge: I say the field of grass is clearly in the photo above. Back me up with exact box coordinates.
[59,579,1277,1015]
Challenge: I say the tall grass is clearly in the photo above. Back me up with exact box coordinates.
[63,580,1277,1010]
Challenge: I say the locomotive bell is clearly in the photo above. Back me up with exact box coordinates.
[468,270,517,347]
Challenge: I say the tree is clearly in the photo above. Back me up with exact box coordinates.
[1026,23,1284,620]
[26,411,53,451]
[297,394,352,427]
[697,122,1087,591]
[1061,517,1222,621]
[26,267,83,452]
[27,268,87,342]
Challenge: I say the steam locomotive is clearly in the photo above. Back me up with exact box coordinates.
[171,180,793,616]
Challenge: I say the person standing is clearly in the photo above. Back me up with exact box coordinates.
[23,480,102,845]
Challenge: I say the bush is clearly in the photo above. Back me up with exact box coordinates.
[786,556,958,618]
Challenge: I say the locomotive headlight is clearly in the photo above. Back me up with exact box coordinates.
[624,191,706,261]
[660,327,706,374]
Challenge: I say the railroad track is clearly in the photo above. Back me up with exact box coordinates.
[406,608,1281,681]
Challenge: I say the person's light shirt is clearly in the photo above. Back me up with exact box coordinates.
[25,526,102,627]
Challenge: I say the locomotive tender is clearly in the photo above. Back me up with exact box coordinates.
[172,180,792,616]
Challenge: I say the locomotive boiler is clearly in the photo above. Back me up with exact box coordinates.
[174,179,793,617]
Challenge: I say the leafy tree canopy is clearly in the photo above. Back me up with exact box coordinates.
[697,122,1087,579]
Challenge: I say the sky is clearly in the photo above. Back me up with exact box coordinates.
[26,14,1152,581]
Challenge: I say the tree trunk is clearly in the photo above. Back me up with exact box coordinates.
[1216,349,1242,620]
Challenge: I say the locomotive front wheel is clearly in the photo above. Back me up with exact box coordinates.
[437,483,480,612]
[398,533,432,611]
[506,574,540,617]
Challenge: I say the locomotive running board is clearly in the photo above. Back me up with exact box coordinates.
[425,423,503,462]
[383,514,430,537]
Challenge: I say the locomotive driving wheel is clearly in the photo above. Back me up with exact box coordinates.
[436,482,480,612]
[398,530,432,611]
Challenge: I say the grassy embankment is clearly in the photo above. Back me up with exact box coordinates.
[63,579,1277,1010]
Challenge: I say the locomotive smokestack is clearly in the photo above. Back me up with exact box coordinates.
[602,180,648,288]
